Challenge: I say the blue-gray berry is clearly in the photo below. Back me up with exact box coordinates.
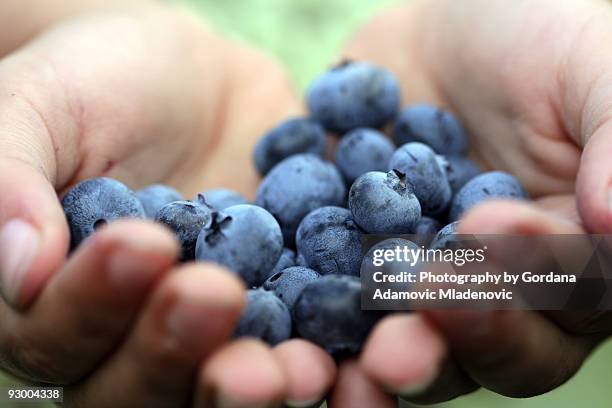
[62,177,145,249]
[256,154,346,247]
[195,204,283,287]
[335,128,395,185]
[393,104,468,155]
[234,289,291,346]
[254,117,327,176]
[307,61,401,134]
[296,206,363,277]
[348,170,421,234]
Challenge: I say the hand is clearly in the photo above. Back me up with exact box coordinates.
[328,0,612,405]
[0,2,337,406]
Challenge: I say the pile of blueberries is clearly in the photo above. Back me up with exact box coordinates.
[62,61,528,356]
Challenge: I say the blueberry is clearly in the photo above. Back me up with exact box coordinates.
[335,128,395,184]
[414,216,442,247]
[437,155,481,194]
[393,104,469,155]
[450,171,528,221]
[362,238,420,294]
[293,275,384,355]
[256,154,346,247]
[254,117,327,176]
[415,216,441,236]
[263,266,320,309]
[430,221,461,250]
[200,188,248,210]
[136,184,183,219]
[296,252,309,268]
[348,170,421,234]
[389,142,452,216]
[196,204,283,287]
[307,61,401,134]
[268,247,297,278]
[155,197,212,261]
[62,177,145,248]
[296,206,363,277]
[234,289,291,346]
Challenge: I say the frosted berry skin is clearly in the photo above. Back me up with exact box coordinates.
[450,171,528,222]
[307,61,401,134]
[233,289,291,346]
[348,170,421,234]
[413,216,442,247]
[199,188,248,210]
[393,104,469,155]
[255,154,346,247]
[296,206,363,277]
[254,117,327,176]
[62,177,145,249]
[263,266,320,309]
[335,128,395,185]
[430,221,461,250]
[389,142,452,216]
[268,247,297,278]
[293,275,384,355]
[137,184,183,219]
[437,155,481,194]
[155,197,212,261]
[195,204,283,287]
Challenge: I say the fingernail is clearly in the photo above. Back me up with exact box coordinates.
[285,398,321,407]
[216,393,270,408]
[0,219,40,305]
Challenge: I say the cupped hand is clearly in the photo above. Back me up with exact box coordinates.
[0,2,336,407]
[328,0,612,405]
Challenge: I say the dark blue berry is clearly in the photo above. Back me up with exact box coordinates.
[389,142,452,216]
[450,171,528,221]
[155,196,212,261]
[335,128,395,185]
[307,61,401,134]
[348,170,421,234]
[256,154,346,247]
[293,275,384,355]
[234,289,291,346]
[62,177,145,249]
[296,206,363,277]
[393,105,468,155]
[195,205,283,287]
[200,188,248,210]
[137,184,183,219]
[263,266,320,309]
[254,117,327,176]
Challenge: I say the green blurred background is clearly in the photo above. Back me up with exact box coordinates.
[2,0,612,407]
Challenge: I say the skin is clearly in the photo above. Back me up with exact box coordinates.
[3,0,612,406]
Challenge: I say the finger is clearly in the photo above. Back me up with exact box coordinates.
[0,220,178,383]
[577,120,612,233]
[425,309,594,397]
[458,200,585,234]
[0,0,148,56]
[360,314,478,404]
[328,360,396,408]
[273,339,336,408]
[65,263,245,407]
[194,339,288,408]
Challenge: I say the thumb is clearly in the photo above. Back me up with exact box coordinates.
[576,119,612,233]
[0,77,70,309]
